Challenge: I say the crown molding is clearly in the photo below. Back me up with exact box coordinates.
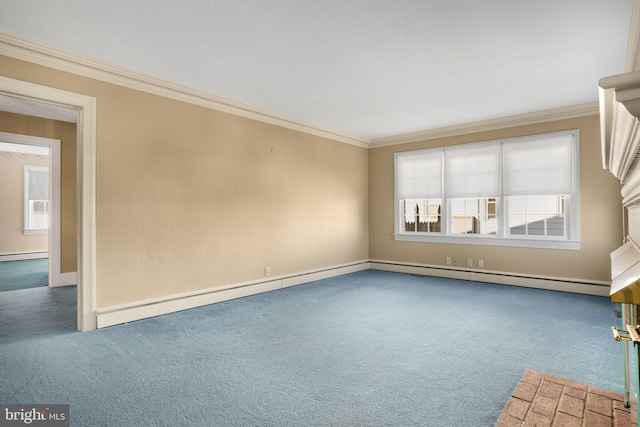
[369,102,599,148]
[0,32,606,151]
[0,32,369,148]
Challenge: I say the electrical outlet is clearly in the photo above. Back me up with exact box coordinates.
[445,257,452,265]
[478,259,484,268]
[466,258,473,267]
[453,258,458,266]
[265,267,271,277]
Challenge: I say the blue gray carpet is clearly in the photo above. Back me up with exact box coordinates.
[0,270,623,426]
[0,259,48,292]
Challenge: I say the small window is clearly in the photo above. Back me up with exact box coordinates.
[24,165,49,234]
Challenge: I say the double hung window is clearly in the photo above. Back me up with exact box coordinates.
[394,130,579,249]
[24,165,49,234]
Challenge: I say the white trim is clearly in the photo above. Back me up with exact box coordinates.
[393,233,582,250]
[0,252,48,262]
[599,69,640,212]
[23,229,48,235]
[0,32,368,148]
[369,260,610,296]
[51,271,77,288]
[626,0,640,72]
[371,103,598,148]
[96,261,370,329]
[76,87,97,332]
[97,281,282,328]
[394,130,581,249]
[281,262,370,288]
[598,71,640,182]
[0,77,97,332]
[95,257,611,329]
[0,141,48,155]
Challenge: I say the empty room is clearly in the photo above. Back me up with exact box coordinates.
[1,1,640,426]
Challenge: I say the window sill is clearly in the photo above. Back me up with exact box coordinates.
[394,233,581,250]
[23,229,48,235]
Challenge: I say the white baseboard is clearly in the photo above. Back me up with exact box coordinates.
[369,260,611,297]
[52,271,77,287]
[96,261,370,329]
[0,252,48,262]
[281,262,370,288]
[95,258,610,329]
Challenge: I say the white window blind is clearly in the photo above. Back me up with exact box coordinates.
[397,150,442,199]
[444,144,501,198]
[28,169,49,201]
[502,134,574,196]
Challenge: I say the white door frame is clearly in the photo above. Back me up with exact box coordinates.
[0,76,97,332]
[0,134,66,287]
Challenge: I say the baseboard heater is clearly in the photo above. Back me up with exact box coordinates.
[0,252,48,262]
[95,259,609,329]
[95,261,370,329]
[369,260,609,297]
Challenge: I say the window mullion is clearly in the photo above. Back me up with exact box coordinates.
[498,143,504,238]
[442,198,449,236]
[497,197,504,238]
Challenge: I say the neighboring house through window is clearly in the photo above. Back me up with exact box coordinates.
[394,130,580,250]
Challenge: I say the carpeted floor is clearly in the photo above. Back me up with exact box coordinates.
[0,284,76,344]
[0,270,625,426]
[0,258,48,292]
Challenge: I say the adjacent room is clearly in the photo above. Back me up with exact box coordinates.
[0,141,50,292]
[0,1,639,425]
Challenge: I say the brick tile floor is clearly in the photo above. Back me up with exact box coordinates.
[495,370,636,426]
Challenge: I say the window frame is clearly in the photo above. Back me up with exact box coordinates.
[24,165,50,235]
[393,130,580,250]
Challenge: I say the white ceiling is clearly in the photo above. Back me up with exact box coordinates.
[0,0,634,140]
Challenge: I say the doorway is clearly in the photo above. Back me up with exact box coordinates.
[0,136,64,289]
[0,76,97,331]
[0,139,50,291]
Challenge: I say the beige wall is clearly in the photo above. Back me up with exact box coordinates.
[0,51,622,311]
[0,148,48,254]
[369,115,623,283]
[0,55,369,308]
[0,111,77,273]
